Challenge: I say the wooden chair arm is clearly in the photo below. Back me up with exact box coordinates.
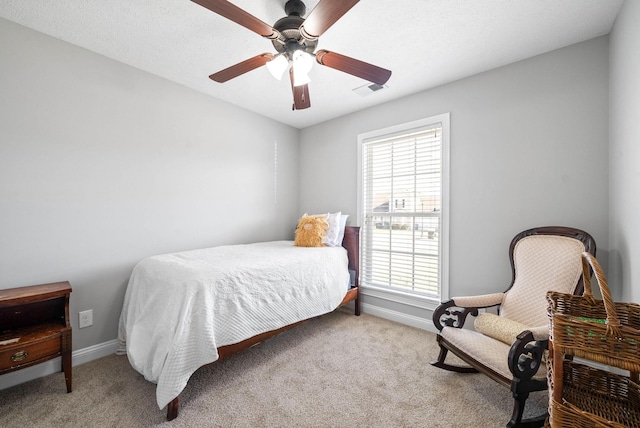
[507,330,547,381]
[432,293,504,331]
[526,325,549,342]
[432,299,479,331]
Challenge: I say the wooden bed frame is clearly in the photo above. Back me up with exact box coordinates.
[165,226,361,420]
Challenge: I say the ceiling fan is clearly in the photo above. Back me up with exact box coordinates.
[191,0,392,110]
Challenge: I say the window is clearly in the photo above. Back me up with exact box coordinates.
[358,114,449,306]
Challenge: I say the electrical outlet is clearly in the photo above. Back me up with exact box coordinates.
[79,309,93,328]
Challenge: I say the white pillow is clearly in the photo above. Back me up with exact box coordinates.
[335,214,349,246]
[322,212,341,247]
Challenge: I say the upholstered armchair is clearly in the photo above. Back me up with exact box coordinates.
[431,226,596,428]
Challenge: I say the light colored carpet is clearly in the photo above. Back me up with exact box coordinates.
[0,309,547,427]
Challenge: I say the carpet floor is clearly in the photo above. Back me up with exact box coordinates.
[0,309,547,427]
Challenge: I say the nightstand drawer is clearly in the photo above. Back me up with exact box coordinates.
[0,335,62,373]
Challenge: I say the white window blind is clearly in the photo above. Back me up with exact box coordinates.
[359,115,449,302]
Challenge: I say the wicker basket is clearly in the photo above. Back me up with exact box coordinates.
[547,252,640,427]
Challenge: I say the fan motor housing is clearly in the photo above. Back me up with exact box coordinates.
[284,0,306,17]
[272,2,316,56]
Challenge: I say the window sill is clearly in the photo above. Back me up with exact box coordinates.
[361,284,442,311]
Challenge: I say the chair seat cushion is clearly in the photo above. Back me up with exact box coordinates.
[441,326,547,382]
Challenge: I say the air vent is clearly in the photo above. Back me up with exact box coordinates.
[353,83,388,97]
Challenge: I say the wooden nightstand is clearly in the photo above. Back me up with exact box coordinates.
[0,281,72,392]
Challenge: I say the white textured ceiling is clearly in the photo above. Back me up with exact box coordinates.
[0,0,624,129]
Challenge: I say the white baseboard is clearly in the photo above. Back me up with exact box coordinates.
[0,339,120,391]
[361,302,439,334]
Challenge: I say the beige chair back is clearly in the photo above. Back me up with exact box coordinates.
[500,235,585,327]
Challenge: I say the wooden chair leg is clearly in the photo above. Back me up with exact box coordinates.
[430,343,449,366]
[430,342,478,373]
[507,390,529,427]
[507,390,547,428]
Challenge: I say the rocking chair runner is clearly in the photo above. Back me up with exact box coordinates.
[431,226,596,428]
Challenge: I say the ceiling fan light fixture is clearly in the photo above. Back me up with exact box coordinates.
[293,69,311,87]
[291,50,313,86]
[292,50,313,74]
[266,54,288,80]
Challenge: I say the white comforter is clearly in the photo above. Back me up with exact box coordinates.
[117,240,349,409]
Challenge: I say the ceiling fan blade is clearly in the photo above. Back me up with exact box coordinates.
[209,53,274,83]
[191,0,280,39]
[292,84,311,110]
[289,67,311,110]
[315,49,391,85]
[300,0,360,40]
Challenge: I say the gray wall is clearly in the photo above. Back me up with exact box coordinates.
[299,36,610,315]
[0,18,300,350]
[609,0,640,303]
[0,12,627,351]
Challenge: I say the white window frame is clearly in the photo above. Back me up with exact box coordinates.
[357,113,450,310]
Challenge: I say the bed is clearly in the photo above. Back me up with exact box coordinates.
[117,226,360,420]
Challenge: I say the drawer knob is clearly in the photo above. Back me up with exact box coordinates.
[11,350,28,362]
